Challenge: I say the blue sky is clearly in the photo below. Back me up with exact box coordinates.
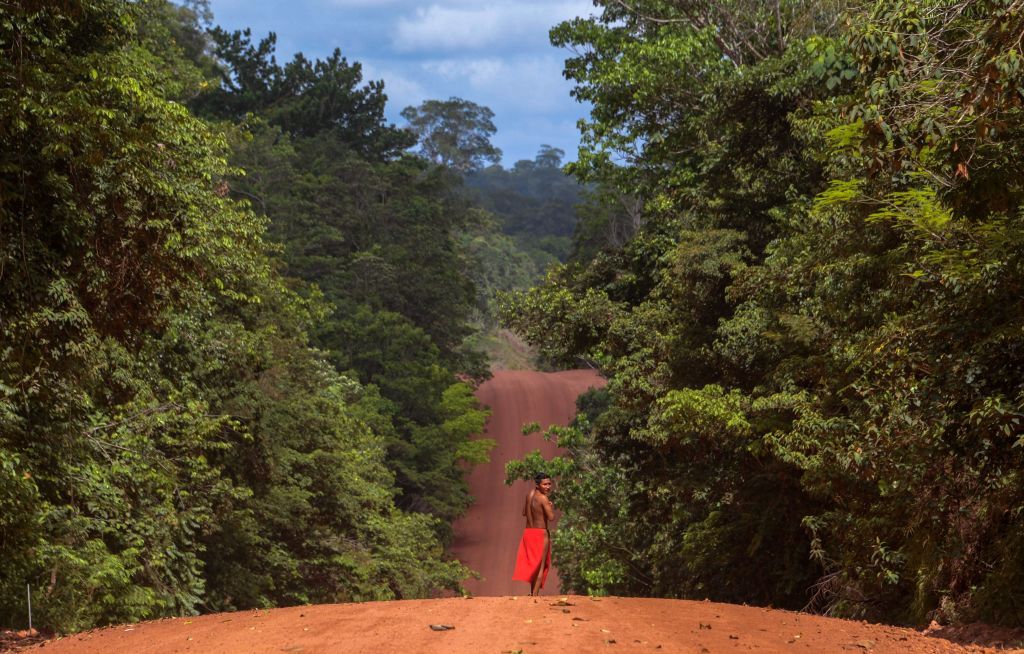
[207,0,596,165]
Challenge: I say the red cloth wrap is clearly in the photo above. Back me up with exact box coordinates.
[512,527,551,589]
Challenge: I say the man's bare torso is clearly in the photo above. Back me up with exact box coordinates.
[524,489,554,530]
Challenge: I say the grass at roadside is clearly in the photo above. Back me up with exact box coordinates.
[466,327,541,371]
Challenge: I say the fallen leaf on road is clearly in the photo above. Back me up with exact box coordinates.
[428,624,455,631]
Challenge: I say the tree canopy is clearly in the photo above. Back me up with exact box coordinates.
[193,28,413,158]
[466,145,584,266]
[7,0,1022,636]
[503,0,1024,627]
[0,0,495,632]
[400,97,503,173]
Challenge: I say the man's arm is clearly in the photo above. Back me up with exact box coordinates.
[540,494,555,522]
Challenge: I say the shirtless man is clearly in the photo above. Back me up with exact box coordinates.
[512,472,555,595]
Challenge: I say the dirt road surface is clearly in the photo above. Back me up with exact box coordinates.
[24,596,1011,654]
[450,369,605,597]
[18,369,1022,653]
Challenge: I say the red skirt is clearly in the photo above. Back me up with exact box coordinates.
[512,528,551,589]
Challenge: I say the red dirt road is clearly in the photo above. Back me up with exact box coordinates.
[19,369,1021,653]
[450,369,605,597]
[25,596,1009,654]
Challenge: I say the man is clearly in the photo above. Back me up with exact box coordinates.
[512,472,555,595]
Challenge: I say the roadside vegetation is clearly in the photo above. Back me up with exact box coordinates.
[503,0,1024,627]
[6,0,1021,636]
[0,0,569,632]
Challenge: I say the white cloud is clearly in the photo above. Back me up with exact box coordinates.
[209,0,593,164]
[327,0,401,5]
[421,58,505,86]
[361,62,428,111]
[419,55,576,113]
[393,2,593,52]
[326,0,480,6]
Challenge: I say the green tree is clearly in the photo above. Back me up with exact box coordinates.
[194,28,413,158]
[0,0,474,632]
[502,0,839,610]
[401,97,503,173]
[0,0,260,628]
[193,33,493,531]
[738,0,1024,623]
[504,0,1024,629]
[466,145,584,265]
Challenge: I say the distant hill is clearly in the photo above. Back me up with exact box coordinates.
[465,145,583,267]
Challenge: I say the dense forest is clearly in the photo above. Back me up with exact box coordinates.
[4,0,1024,638]
[467,145,583,268]
[504,0,1024,628]
[0,0,553,632]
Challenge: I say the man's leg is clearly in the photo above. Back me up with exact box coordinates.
[530,531,550,596]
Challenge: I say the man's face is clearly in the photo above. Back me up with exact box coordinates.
[537,478,553,494]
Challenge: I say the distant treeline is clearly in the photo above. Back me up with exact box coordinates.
[504,0,1024,627]
[467,146,583,267]
[0,0,574,632]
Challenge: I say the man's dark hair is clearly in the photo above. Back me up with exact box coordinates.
[534,472,551,485]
